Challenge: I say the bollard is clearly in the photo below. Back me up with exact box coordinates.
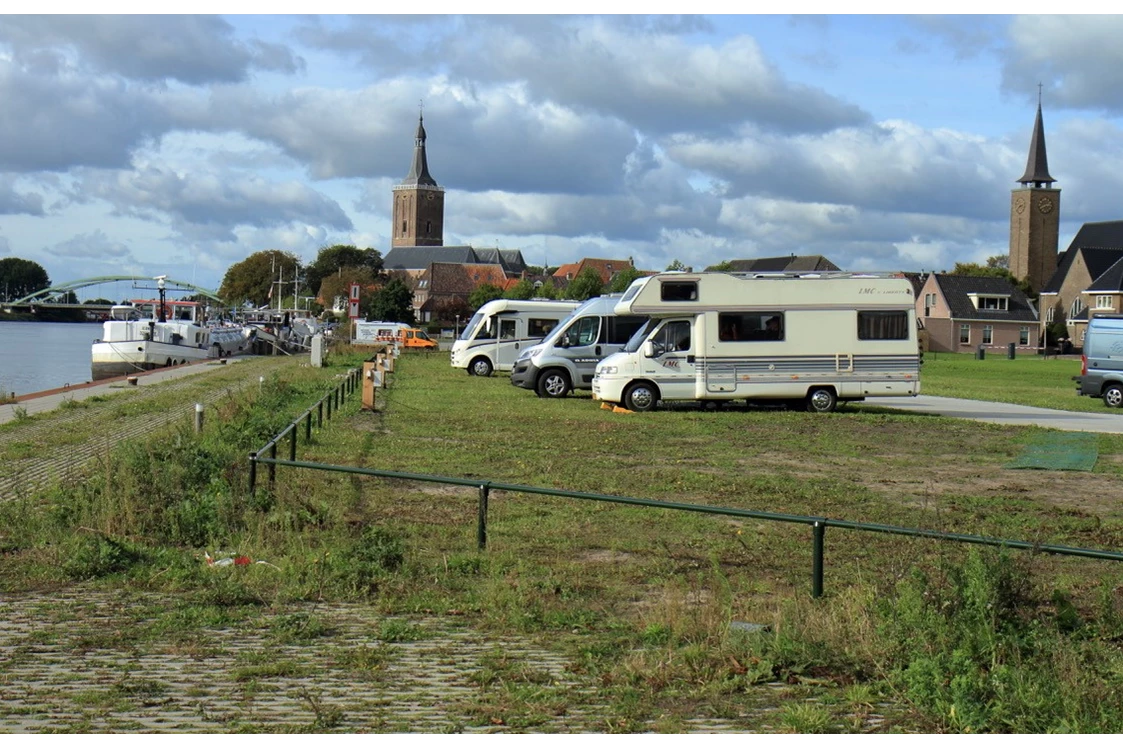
[812,521,825,599]
[194,402,204,433]
[1008,342,1016,360]
[976,345,985,361]
[248,453,258,494]
[477,483,490,550]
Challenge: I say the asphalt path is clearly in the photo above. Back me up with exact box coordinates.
[868,395,1123,434]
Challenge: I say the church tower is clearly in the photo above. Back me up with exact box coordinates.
[391,114,445,248]
[1009,97,1060,293]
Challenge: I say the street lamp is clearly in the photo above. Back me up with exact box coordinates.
[455,314,460,337]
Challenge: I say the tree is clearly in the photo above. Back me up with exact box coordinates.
[524,265,545,276]
[218,250,302,307]
[535,280,560,299]
[706,260,736,272]
[365,276,415,323]
[986,254,1009,270]
[503,278,535,300]
[607,266,645,293]
[305,244,383,297]
[0,257,50,301]
[565,266,604,301]
[318,268,379,314]
[469,283,505,310]
[665,259,688,272]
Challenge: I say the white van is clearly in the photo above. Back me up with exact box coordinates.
[591,272,920,412]
[510,295,648,397]
[451,298,581,377]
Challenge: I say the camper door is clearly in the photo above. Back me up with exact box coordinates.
[495,314,521,370]
[642,319,696,400]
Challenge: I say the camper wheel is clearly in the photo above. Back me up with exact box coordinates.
[624,381,659,413]
[469,357,493,377]
[1104,383,1123,408]
[536,369,571,398]
[806,387,838,413]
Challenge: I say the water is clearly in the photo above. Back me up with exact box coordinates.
[0,321,105,397]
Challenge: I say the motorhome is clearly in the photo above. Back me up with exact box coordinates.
[1076,314,1123,407]
[510,295,647,397]
[451,299,580,377]
[591,272,920,412]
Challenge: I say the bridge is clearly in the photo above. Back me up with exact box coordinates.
[2,276,223,314]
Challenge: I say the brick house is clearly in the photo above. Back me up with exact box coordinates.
[1036,221,1123,348]
[412,262,516,323]
[916,274,1039,353]
[551,257,635,285]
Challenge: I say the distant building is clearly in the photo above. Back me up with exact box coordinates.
[1008,99,1061,294]
[720,255,840,273]
[916,274,1038,353]
[551,257,635,284]
[391,114,444,248]
[1037,221,1123,347]
[412,262,517,322]
[384,245,527,280]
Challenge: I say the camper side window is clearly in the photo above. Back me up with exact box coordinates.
[857,311,909,340]
[499,319,518,339]
[661,282,698,302]
[718,312,784,341]
[528,318,556,337]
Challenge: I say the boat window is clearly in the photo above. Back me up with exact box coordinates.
[718,312,784,341]
[858,311,909,340]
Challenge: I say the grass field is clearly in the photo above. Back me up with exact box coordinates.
[920,351,1099,411]
[2,349,1123,732]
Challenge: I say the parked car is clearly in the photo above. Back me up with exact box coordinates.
[1075,314,1123,407]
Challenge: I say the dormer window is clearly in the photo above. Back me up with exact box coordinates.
[967,293,1009,311]
[1096,295,1114,309]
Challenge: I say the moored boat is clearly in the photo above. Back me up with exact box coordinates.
[90,278,255,380]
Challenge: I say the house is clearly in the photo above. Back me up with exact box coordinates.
[719,255,841,273]
[383,245,527,280]
[916,274,1039,353]
[1036,221,1123,348]
[551,258,635,284]
[412,262,518,323]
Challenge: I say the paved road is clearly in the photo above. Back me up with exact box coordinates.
[869,395,1123,434]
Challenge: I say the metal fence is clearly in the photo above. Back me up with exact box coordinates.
[247,367,1123,599]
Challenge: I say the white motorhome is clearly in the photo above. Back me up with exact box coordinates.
[451,298,581,377]
[591,272,920,412]
[510,295,648,397]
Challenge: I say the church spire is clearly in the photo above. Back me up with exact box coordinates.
[402,112,438,187]
[1016,91,1055,187]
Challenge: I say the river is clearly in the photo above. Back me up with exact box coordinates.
[0,320,105,397]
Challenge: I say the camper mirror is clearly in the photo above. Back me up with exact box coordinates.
[560,334,572,348]
[643,340,657,358]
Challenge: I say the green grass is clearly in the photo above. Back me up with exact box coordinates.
[2,348,1123,732]
[920,352,1099,411]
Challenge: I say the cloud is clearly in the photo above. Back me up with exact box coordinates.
[52,229,133,259]
[0,177,46,215]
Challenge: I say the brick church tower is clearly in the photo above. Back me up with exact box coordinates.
[391,114,445,248]
[1009,97,1060,293]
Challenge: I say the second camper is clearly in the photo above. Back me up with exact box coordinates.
[510,295,647,397]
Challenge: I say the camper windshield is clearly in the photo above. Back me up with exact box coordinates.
[459,312,485,341]
[623,318,657,353]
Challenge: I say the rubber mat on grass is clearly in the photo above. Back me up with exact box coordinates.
[1007,432,1099,471]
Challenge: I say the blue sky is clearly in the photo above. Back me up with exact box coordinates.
[2,13,1122,294]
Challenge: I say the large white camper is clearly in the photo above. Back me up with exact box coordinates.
[451,298,580,376]
[591,272,920,412]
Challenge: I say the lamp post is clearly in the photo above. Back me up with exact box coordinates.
[455,314,460,337]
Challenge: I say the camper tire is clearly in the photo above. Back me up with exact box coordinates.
[624,381,659,413]
[1104,383,1123,408]
[536,369,571,398]
[469,357,493,377]
[806,387,837,413]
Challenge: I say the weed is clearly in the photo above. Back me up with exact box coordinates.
[779,702,833,733]
[378,619,426,643]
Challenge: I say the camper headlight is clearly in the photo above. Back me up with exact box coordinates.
[516,346,541,363]
[598,364,618,375]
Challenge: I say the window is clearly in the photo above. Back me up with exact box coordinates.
[401,220,407,233]
[607,316,647,345]
[527,318,557,337]
[562,316,600,346]
[982,325,993,345]
[959,324,970,344]
[858,311,909,340]
[660,281,698,302]
[717,312,784,341]
[425,221,432,234]
[651,320,691,355]
[1097,295,1114,309]
[1046,307,1055,323]
[1020,327,1030,345]
[499,319,517,340]
[975,296,1008,311]
[1071,298,1085,318]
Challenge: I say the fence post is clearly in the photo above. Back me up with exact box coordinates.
[477,482,490,550]
[318,400,324,428]
[289,425,297,462]
[269,442,277,488]
[305,410,312,442]
[327,393,332,420]
[194,402,204,433]
[248,452,258,494]
[812,521,825,599]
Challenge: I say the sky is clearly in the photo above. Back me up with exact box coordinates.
[3,12,1123,294]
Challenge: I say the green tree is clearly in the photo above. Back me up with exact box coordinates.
[665,259,688,271]
[218,250,302,307]
[565,266,604,301]
[365,276,415,323]
[0,257,50,301]
[503,278,535,300]
[305,244,383,297]
[607,266,645,293]
[318,268,379,314]
[986,254,1009,270]
[706,260,736,272]
[535,280,560,299]
[469,283,505,310]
